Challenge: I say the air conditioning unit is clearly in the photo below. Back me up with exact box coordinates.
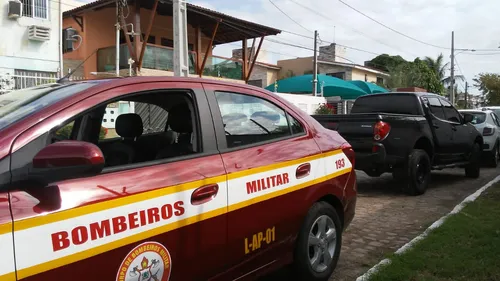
[28,25,51,41]
[8,0,22,19]
[63,28,78,51]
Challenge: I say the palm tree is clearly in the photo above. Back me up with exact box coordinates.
[424,53,464,86]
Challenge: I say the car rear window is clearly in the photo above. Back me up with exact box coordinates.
[465,112,486,124]
[350,94,420,115]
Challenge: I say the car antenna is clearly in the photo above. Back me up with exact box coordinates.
[57,49,98,83]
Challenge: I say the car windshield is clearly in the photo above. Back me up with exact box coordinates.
[462,112,486,124]
[0,82,97,131]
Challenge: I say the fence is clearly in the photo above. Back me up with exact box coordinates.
[0,72,85,94]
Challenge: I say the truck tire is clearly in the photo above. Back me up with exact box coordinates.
[293,202,342,281]
[402,149,431,196]
[466,143,481,178]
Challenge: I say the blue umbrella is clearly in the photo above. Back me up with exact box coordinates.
[349,80,389,94]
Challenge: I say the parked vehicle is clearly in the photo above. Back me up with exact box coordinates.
[479,106,500,119]
[458,109,500,167]
[312,92,483,196]
[0,77,356,281]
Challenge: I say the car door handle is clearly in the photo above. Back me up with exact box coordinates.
[191,184,219,205]
[296,163,311,179]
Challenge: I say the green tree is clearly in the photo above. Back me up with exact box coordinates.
[387,58,444,94]
[474,73,500,105]
[366,54,407,72]
[423,53,448,81]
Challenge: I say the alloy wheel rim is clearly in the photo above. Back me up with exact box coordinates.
[308,215,336,273]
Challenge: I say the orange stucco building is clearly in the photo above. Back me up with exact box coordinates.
[62,0,281,83]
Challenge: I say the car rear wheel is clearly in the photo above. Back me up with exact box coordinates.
[466,143,481,178]
[401,149,431,196]
[488,143,499,168]
[293,202,342,281]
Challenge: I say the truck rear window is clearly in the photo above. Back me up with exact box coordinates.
[351,95,420,115]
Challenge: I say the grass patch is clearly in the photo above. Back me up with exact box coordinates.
[368,185,500,281]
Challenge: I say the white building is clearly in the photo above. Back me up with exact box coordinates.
[0,0,71,92]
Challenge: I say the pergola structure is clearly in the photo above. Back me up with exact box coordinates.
[64,0,281,82]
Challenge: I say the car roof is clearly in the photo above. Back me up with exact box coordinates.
[459,109,489,113]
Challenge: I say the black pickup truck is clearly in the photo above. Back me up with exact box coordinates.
[312,92,483,195]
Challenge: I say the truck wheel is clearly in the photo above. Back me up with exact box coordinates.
[466,143,481,178]
[402,149,431,196]
[488,143,499,168]
[293,202,342,281]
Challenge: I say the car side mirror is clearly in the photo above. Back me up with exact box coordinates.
[29,141,104,185]
[463,113,473,124]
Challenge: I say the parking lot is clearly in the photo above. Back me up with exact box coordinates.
[261,167,500,281]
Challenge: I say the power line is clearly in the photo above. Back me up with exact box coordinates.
[267,0,312,33]
[286,0,419,57]
[461,52,500,56]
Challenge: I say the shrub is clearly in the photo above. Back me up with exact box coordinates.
[315,103,335,115]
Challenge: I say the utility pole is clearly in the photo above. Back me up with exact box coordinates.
[173,0,189,77]
[465,81,469,109]
[450,31,455,105]
[115,0,121,77]
[313,30,318,96]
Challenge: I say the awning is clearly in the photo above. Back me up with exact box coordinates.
[265,74,366,100]
[349,80,389,94]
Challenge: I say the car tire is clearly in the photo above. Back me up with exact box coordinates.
[293,202,342,281]
[401,149,431,196]
[466,143,481,178]
[488,143,499,168]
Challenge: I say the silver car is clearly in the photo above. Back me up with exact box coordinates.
[459,109,500,167]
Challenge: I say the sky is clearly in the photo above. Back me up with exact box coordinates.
[76,0,500,95]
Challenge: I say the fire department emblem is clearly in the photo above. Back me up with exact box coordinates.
[116,241,172,281]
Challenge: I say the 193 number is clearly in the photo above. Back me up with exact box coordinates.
[335,159,345,169]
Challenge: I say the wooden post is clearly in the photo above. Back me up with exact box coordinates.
[242,39,247,80]
[199,20,220,77]
[246,36,264,82]
[195,26,202,75]
[248,38,256,70]
[133,0,141,72]
[138,0,159,70]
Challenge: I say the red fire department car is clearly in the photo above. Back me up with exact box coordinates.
[0,77,356,281]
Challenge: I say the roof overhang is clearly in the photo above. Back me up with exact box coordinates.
[318,60,390,77]
[63,0,281,45]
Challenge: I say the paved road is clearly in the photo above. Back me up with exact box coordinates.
[260,167,500,281]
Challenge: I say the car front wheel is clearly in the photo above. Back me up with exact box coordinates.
[488,143,499,168]
[293,202,342,281]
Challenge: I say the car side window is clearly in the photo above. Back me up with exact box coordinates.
[491,113,500,127]
[440,99,461,123]
[426,97,446,120]
[214,91,297,148]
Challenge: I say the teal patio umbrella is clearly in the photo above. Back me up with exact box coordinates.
[349,80,389,94]
[265,74,366,99]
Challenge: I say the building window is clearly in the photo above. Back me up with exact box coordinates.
[327,72,345,80]
[142,33,156,44]
[247,79,263,88]
[22,0,49,19]
[376,77,384,85]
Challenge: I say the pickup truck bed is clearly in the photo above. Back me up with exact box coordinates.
[313,92,483,195]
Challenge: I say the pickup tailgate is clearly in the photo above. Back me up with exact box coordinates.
[312,113,381,153]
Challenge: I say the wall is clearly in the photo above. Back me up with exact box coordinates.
[318,64,353,80]
[0,0,61,74]
[352,68,377,83]
[277,57,313,78]
[63,5,213,78]
[274,93,326,115]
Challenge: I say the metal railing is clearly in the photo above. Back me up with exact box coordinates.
[0,72,85,94]
[97,43,244,80]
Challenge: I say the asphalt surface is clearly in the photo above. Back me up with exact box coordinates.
[259,166,500,281]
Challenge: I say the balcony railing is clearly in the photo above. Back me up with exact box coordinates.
[97,43,243,80]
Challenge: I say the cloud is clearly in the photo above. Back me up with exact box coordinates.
[189,0,500,95]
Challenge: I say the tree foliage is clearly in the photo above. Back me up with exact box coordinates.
[366,54,407,72]
[474,73,500,105]
[387,58,444,94]
[423,53,448,81]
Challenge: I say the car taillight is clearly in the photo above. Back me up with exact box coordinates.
[483,127,495,136]
[341,143,355,168]
[374,121,391,141]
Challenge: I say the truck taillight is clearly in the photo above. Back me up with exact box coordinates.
[374,121,391,141]
[341,143,355,168]
[483,127,495,136]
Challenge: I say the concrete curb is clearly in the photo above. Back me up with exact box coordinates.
[355,174,500,281]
